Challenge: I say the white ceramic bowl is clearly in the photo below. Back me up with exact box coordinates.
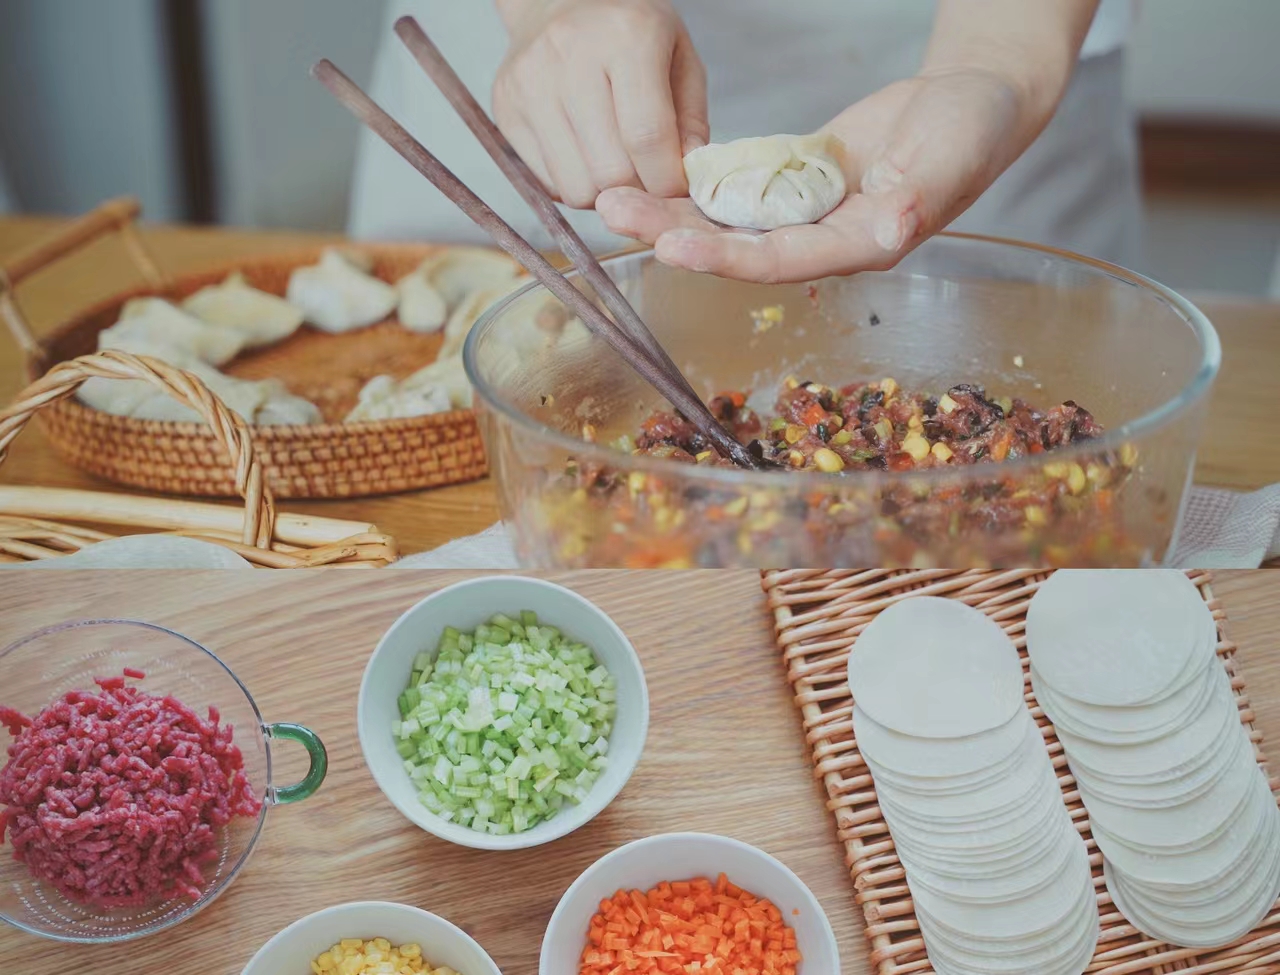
[540,832,840,974]
[359,575,649,851]
[240,901,501,975]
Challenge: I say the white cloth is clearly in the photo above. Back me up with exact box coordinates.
[396,483,1280,570]
[349,1,1142,267]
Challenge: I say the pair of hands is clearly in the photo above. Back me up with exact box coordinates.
[493,0,1057,283]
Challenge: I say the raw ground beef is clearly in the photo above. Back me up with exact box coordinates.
[0,671,261,908]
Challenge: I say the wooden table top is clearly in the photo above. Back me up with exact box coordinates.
[0,568,1275,975]
[2,214,1279,556]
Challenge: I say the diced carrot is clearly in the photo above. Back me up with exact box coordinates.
[577,874,802,975]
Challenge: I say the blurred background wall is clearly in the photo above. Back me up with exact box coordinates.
[0,0,1276,295]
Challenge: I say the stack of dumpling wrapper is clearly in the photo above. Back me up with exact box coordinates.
[76,245,528,426]
[849,597,1100,975]
[1028,570,1280,948]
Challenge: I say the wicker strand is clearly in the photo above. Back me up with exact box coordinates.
[0,350,274,547]
[763,568,1278,975]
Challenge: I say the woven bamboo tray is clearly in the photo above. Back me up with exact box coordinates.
[0,349,398,567]
[0,197,488,499]
[762,567,1280,975]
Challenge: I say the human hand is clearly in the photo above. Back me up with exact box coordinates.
[492,0,707,209]
[596,67,1047,283]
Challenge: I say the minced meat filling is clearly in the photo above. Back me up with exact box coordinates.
[635,377,1104,475]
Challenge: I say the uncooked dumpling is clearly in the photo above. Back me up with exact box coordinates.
[344,374,452,423]
[395,272,448,333]
[126,362,273,424]
[286,248,397,333]
[405,356,471,410]
[415,247,523,310]
[256,387,323,426]
[684,133,847,231]
[182,271,304,348]
[105,297,246,365]
[438,287,509,360]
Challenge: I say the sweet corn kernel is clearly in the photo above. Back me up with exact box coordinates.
[931,442,954,462]
[995,396,1013,415]
[831,428,853,445]
[814,448,845,473]
[580,422,597,443]
[788,449,805,467]
[723,496,749,517]
[1119,443,1138,467]
[1013,354,1025,368]
[628,471,646,497]
[907,415,923,433]
[880,377,898,398]
[312,938,458,975]
[873,419,893,441]
[1042,461,1069,479]
[938,393,959,414]
[1086,462,1110,487]
[1025,505,1048,526]
[784,375,800,390]
[827,413,844,429]
[1067,463,1087,495]
[784,423,806,444]
[902,434,930,462]
[694,450,712,462]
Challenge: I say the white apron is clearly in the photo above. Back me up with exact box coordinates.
[349,1,1141,269]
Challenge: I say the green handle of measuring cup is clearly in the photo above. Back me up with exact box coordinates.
[266,722,329,805]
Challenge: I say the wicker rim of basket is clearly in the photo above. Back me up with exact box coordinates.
[1,350,275,546]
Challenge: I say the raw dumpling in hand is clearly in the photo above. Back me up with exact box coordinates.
[105,297,246,365]
[395,272,448,333]
[415,247,524,311]
[286,248,397,333]
[345,374,452,422]
[684,133,848,231]
[182,271,304,348]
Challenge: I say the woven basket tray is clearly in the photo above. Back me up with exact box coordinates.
[0,350,398,567]
[0,197,488,499]
[761,567,1280,975]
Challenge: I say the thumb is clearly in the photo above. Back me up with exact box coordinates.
[671,32,709,157]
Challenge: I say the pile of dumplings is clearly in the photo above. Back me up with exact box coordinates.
[76,245,526,426]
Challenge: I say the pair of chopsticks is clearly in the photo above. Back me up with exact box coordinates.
[312,17,764,471]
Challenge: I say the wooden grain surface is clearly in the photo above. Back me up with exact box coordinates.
[0,568,1276,975]
[2,216,1280,556]
[0,569,850,974]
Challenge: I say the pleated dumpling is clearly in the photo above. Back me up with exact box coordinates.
[182,271,304,348]
[684,133,848,231]
[286,248,397,333]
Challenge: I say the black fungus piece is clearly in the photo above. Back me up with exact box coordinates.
[816,423,831,442]
[869,313,881,327]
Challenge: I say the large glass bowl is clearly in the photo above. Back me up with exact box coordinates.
[0,620,327,943]
[465,236,1219,568]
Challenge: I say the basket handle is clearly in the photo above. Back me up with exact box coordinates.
[0,197,169,365]
[0,350,276,549]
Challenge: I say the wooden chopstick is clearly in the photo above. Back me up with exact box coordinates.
[310,59,764,471]
[392,18,705,406]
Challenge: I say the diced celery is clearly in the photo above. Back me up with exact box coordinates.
[393,610,618,836]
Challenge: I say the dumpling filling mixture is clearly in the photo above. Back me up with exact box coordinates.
[536,374,1137,567]
[0,670,260,907]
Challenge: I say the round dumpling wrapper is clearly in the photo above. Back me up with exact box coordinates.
[1026,569,1215,706]
[848,596,1025,738]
